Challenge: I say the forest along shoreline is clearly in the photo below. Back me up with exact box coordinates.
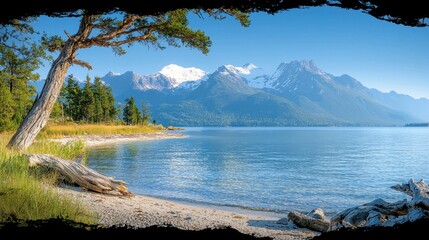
[52,130,318,240]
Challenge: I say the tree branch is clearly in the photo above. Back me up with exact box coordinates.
[90,14,140,43]
[72,59,93,70]
[0,42,23,53]
[47,44,63,52]
[64,30,73,40]
[94,31,153,47]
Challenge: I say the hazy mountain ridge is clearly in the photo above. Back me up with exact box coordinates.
[98,61,429,126]
[32,61,429,126]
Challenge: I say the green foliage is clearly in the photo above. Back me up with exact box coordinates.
[2,8,249,146]
[81,75,95,122]
[50,101,63,120]
[41,34,65,52]
[141,100,151,125]
[0,133,94,223]
[156,9,212,54]
[123,97,140,125]
[0,21,94,222]
[55,75,118,124]
[122,97,152,125]
[92,76,116,122]
[64,75,83,121]
[0,79,15,131]
[0,29,48,131]
[82,9,249,56]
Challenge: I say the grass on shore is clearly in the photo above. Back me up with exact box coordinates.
[0,122,166,224]
[0,132,94,224]
[38,122,165,139]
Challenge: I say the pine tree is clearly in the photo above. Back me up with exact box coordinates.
[123,97,133,125]
[123,97,141,125]
[104,86,117,122]
[81,75,95,122]
[141,100,151,125]
[64,75,82,121]
[54,75,118,123]
[91,77,105,123]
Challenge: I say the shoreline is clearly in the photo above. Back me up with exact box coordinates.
[53,131,187,147]
[57,186,317,239]
[145,194,287,219]
[53,131,317,239]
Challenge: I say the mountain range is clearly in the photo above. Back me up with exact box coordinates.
[34,60,429,126]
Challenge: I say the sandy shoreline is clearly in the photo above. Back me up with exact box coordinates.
[57,186,317,239]
[53,131,187,147]
[55,131,317,239]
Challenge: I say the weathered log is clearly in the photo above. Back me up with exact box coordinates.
[27,154,131,196]
[286,208,330,232]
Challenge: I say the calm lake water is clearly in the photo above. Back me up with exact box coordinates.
[87,127,429,215]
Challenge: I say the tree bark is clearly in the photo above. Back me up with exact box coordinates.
[7,15,95,150]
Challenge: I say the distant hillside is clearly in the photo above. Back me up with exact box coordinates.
[32,61,429,126]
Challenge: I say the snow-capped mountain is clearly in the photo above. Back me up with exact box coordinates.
[102,64,208,94]
[247,60,331,90]
[212,65,250,84]
[99,61,429,126]
[159,64,208,87]
[223,63,258,75]
[104,71,121,77]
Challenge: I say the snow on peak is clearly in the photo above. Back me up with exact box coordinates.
[223,63,258,75]
[270,60,330,83]
[159,64,208,87]
[104,71,121,78]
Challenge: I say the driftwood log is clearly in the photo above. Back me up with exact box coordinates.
[285,208,330,232]
[285,178,429,232]
[27,154,131,196]
[330,178,429,230]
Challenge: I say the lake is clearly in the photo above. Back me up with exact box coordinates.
[87,127,429,216]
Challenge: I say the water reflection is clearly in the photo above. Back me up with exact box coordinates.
[87,127,429,213]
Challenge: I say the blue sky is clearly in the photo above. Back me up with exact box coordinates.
[34,7,429,98]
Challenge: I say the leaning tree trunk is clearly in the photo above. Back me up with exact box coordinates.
[7,44,74,150]
[7,16,94,150]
